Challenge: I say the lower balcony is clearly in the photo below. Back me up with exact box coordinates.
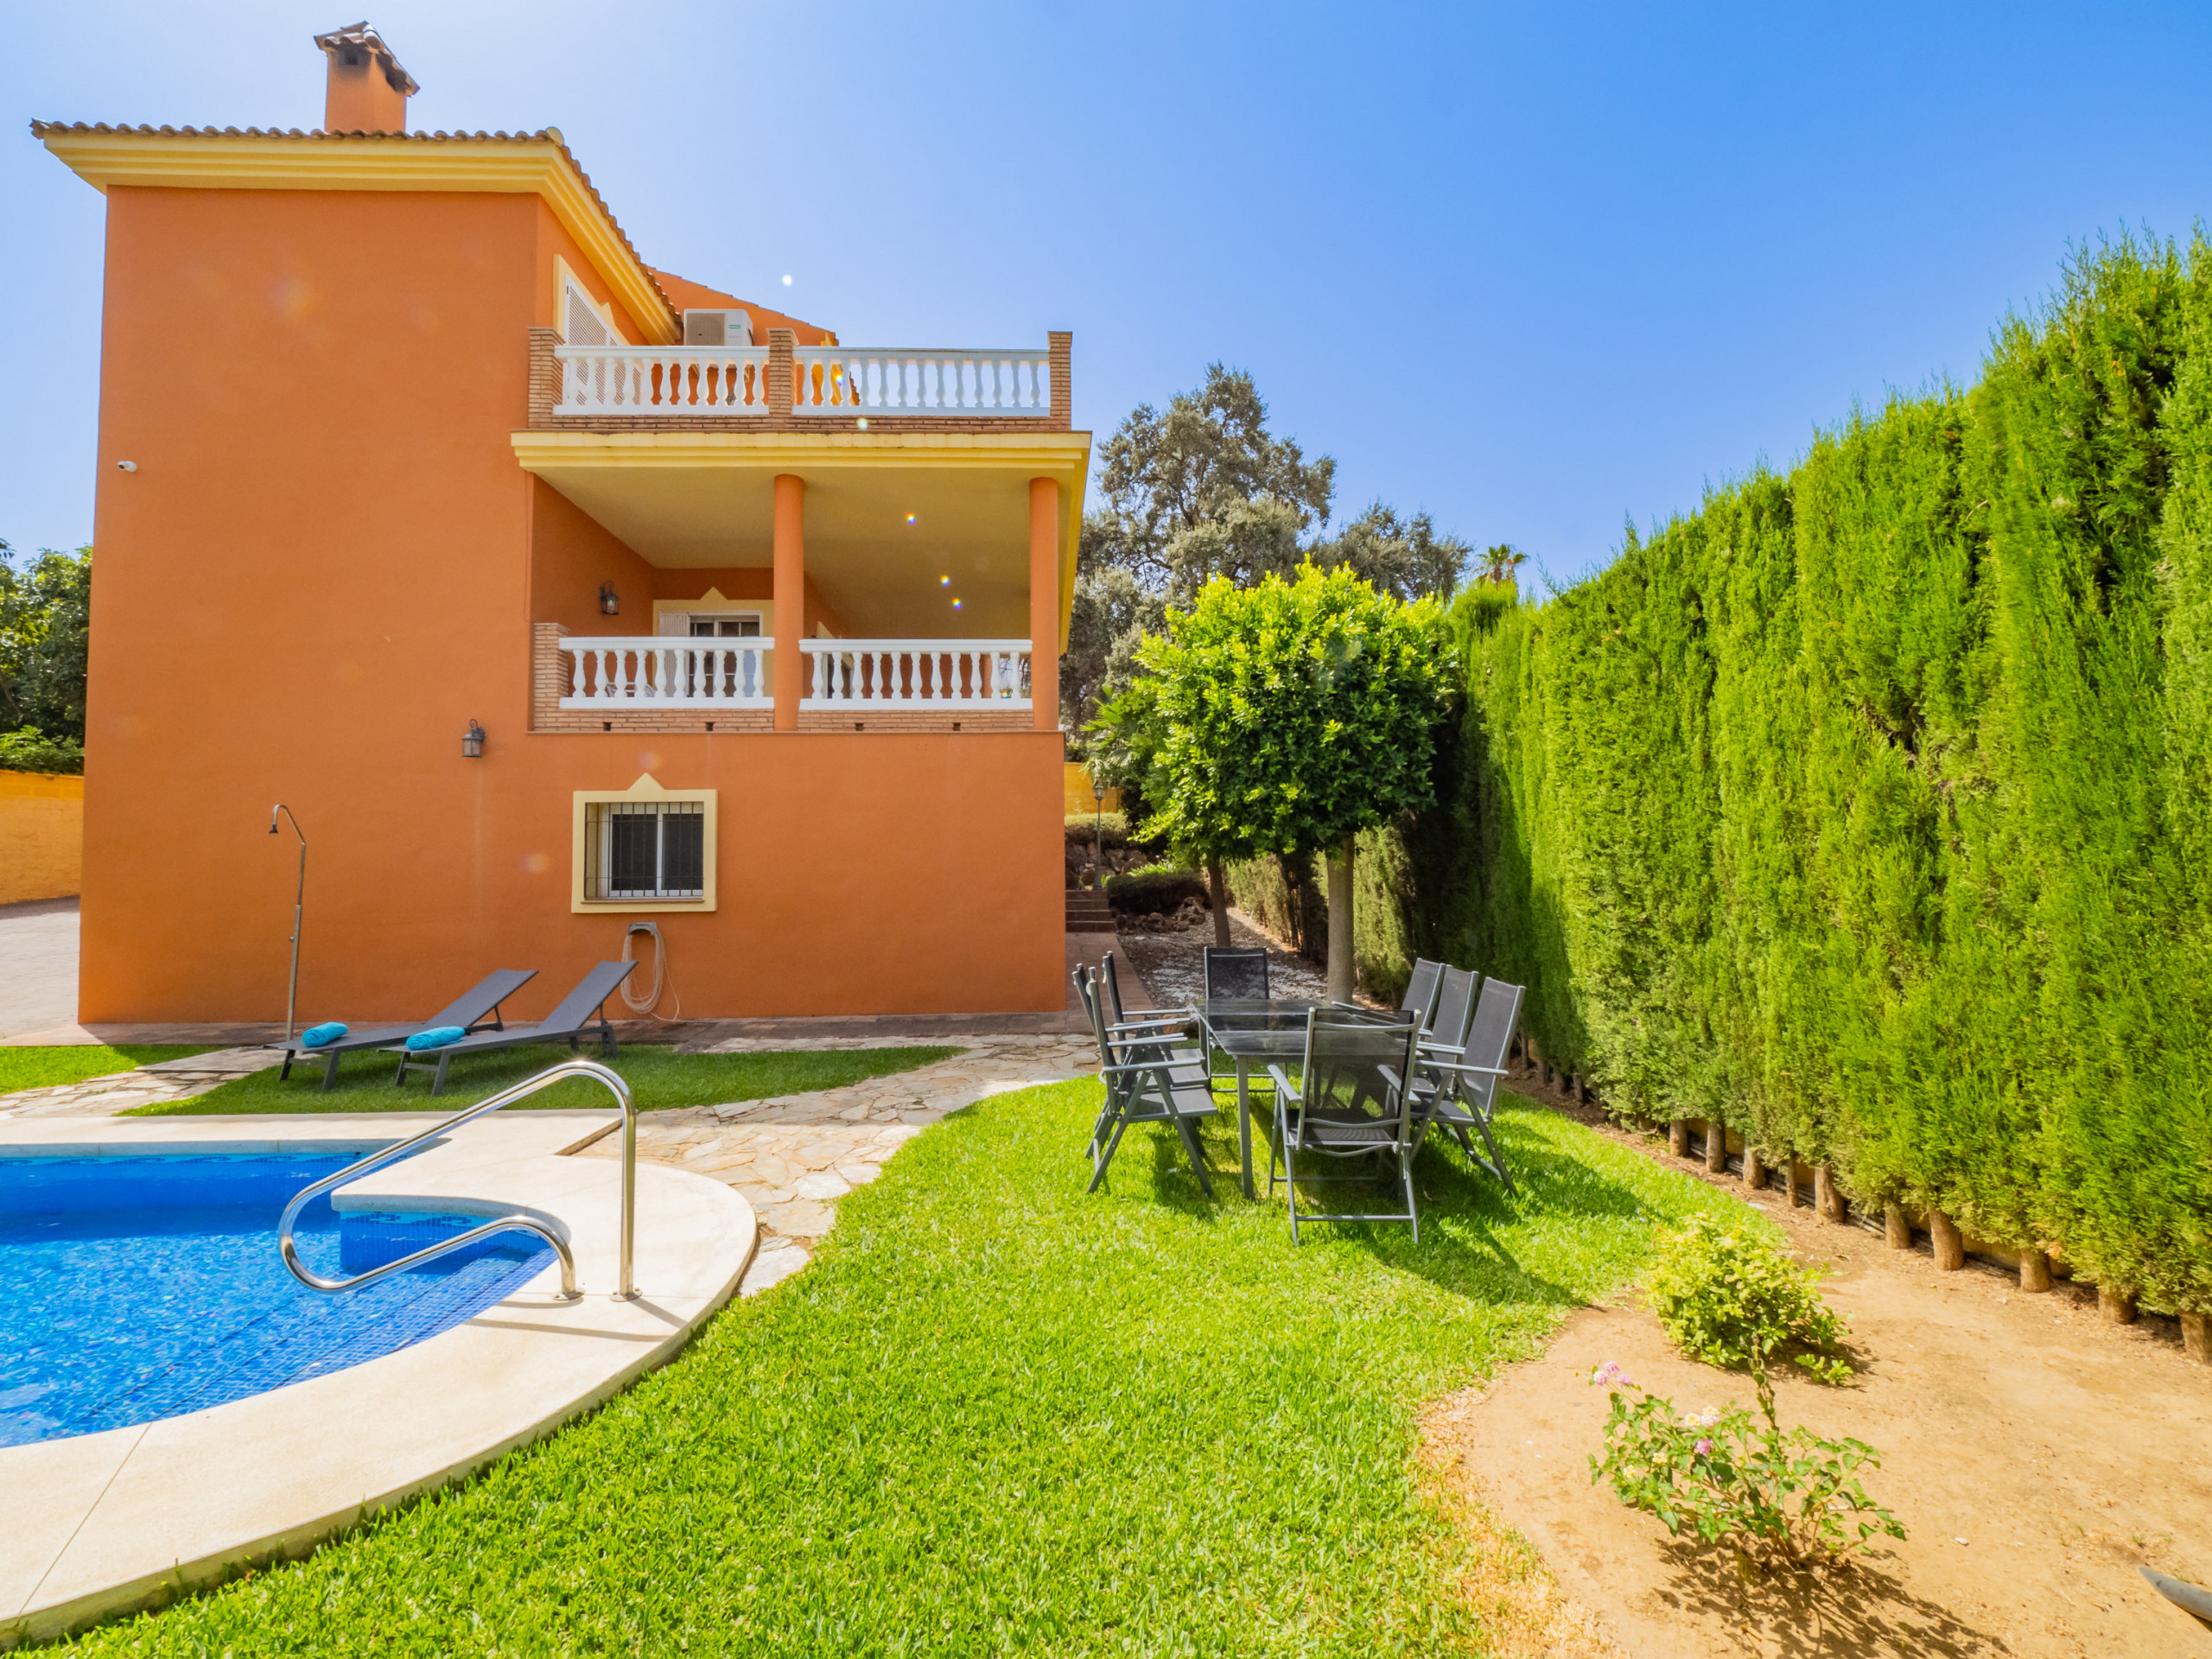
[534,626,1036,734]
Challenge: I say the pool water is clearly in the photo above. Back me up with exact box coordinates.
[0,1153,553,1447]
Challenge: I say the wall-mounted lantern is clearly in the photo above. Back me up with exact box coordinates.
[462,718,486,759]
[599,582,620,616]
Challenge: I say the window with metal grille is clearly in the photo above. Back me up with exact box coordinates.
[583,800,705,900]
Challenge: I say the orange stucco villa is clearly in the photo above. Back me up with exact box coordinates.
[36,25,1089,1026]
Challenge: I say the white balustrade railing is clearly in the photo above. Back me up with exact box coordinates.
[799,639,1032,709]
[792,349,1052,416]
[555,346,773,416]
[559,638,773,709]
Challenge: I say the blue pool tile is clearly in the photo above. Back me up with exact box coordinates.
[0,1154,551,1446]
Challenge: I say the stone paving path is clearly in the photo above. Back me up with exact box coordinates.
[573,1035,1096,1296]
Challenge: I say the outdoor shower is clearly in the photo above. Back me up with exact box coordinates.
[268,804,306,1040]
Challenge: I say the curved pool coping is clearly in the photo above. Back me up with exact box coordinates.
[0,1109,758,1648]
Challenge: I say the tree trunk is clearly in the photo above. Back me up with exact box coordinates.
[2183,1312,2209,1365]
[1884,1203,1912,1250]
[1207,861,1230,949]
[1929,1209,1965,1271]
[1669,1120,1689,1158]
[2018,1249,2053,1294]
[1742,1146,1765,1190]
[1325,833,1356,1004]
[1704,1121,1728,1173]
[1815,1163,1847,1224]
[2099,1284,2139,1325]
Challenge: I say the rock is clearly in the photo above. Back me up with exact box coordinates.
[740,1243,811,1298]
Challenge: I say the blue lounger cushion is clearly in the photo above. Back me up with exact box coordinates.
[404,1026,468,1052]
[299,1021,348,1048]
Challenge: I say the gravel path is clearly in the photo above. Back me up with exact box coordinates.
[1115,908,1332,1007]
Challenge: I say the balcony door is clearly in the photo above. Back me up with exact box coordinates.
[686,613,762,699]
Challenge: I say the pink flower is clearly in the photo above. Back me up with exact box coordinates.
[1698,1408,1720,1427]
[1694,1438,1713,1456]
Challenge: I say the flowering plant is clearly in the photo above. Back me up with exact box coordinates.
[1586,1358,1904,1569]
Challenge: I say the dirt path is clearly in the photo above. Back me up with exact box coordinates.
[1425,1096,2212,1656]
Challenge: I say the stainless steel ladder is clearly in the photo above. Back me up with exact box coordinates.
[277,1057,640,1302]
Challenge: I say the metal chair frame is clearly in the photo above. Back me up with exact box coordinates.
[1201,945,1270,1002]
[1265,1007,1427,1243]
[1074,966,1218,1197]
[1400,974,1524,1193]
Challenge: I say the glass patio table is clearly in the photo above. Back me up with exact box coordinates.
[1195,997,1323,1199]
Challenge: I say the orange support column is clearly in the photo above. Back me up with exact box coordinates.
[1028,477,1060,734]
[773,474,805,731]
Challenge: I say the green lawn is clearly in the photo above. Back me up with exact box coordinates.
[70,1085,1732,1656]
[0,1045,215,1094]
[124,1042,963,1116]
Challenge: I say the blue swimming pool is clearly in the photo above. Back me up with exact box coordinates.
[0,1152,553,1447]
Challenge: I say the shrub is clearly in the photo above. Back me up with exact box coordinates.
[0,726,84,774]
[1064,812,1131,849]
[1588,1362,1904,1571]
[1644,1214,1852,1383]
[1106,868,1209,916]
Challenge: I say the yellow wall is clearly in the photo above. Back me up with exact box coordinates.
[0,772,84,904]
[1063,762,1120,817]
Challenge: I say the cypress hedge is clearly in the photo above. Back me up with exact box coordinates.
[1386,235,2212,1313]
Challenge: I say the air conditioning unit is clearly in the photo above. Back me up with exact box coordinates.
[683,308,755,347]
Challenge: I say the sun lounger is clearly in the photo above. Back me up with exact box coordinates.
[384,960,636,1096]
[266,969,538,1091]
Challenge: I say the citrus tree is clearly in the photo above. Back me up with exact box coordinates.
[1123,563,1452,999]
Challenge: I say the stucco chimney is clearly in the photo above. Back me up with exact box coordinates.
[314,22,416,134]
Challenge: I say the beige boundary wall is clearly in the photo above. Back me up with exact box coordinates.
[0,771,83,904]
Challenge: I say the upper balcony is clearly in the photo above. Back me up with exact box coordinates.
[527,328,1072,435]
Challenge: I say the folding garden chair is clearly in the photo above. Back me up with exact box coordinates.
[1097,951,1204,1077]
[1202,945,1270,1001]
[1266,1006,1426,1243]
[1397,957,1446,1027]
[1400,974,1523,1194]
[1074,965,1218,1197]
[1419,964,1478,1058]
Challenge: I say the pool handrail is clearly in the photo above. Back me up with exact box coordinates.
[277,1056,639,1303]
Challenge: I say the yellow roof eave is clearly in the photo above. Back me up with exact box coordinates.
[35,124,680,346]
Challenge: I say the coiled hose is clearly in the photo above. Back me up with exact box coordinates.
[620,920,681,1021]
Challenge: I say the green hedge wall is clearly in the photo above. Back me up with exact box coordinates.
[1398,237,2212,1313]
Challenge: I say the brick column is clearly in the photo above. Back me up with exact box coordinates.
[1046,331,1071,430]
[766,328,796,415]
[527,327,561,426]
[1028,477,1060,734]
[531,621,569,731]
[773,474,806,730]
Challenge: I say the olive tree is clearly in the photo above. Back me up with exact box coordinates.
[1123,563,1452,999]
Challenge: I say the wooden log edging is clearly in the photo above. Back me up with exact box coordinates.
[1601,1086,2212,1363]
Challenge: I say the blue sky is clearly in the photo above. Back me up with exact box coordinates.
[5,1,2209,585]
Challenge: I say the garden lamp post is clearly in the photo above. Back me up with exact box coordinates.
[1092,776,1106,893]
[269,804,306,1041]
